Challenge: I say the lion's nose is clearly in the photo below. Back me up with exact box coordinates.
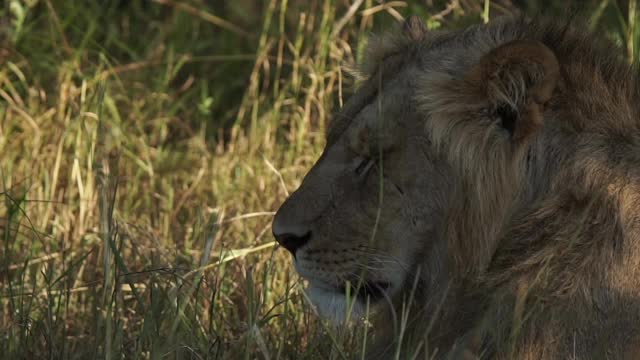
[272,220,311,255]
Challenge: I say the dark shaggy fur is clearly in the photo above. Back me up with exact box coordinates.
[362,16,640,359]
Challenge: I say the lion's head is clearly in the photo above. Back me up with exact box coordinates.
[273,14,640,358]
[272,18,452,321]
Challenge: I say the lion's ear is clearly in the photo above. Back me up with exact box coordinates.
[403,15,427,41]
[466,40,561,142]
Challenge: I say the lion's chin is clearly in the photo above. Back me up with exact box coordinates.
[306,285,368,323]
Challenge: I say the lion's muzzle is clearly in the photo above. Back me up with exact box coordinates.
[272,211,312,256]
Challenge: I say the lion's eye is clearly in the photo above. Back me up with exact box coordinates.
[355,157,375,177]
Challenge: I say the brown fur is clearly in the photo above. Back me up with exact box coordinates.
[272,15,640,359]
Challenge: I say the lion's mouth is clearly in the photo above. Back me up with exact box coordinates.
[304,279,396,321]
[335,281,392,302]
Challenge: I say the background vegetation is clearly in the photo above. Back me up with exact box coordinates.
[1,0,638,358]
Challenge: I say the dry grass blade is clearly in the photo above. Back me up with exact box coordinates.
[183,241,278,279]
[333,0,367,36]
[152,0,252,38]
[361,1,408,19]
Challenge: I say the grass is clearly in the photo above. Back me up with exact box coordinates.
[0,0,638,359]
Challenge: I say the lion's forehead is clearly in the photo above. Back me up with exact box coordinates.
[358,21,504,82]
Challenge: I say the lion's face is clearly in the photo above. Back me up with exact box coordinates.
[273,16,562,322]
[272,62,451,320]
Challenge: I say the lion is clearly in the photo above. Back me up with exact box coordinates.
[272,14,640,359]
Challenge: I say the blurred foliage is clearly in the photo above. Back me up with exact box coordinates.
[2,0,637,143]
